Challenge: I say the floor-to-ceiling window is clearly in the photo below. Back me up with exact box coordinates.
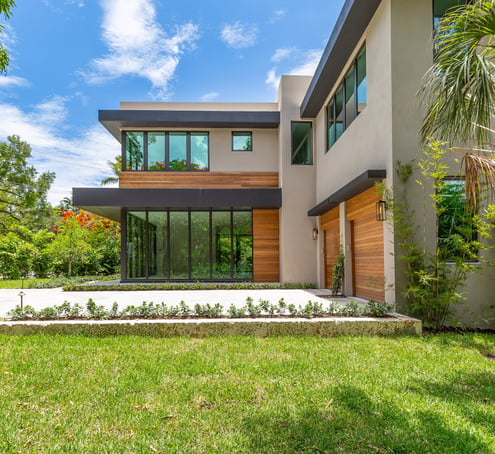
[125,209,253,281]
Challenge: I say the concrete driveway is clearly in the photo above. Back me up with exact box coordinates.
[0,287,363,318]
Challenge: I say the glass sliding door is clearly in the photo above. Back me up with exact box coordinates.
[169,211,189,279]
[126,211,147,279]
[191,211,211,279]
[126,132,144,171]
[125,209,253,281]
[233,211,253,280]
[212,211,232,279]
[148,132,165,170]
[148,211,168,278]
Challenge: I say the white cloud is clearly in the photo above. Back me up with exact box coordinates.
[266,49,323,91]
[0,75,30,88]
[265,68,279,90]
[200,92,219,102]
[271,47,295,63]
[81,0,199,99]
[269,9,287,23]
[220,21,258,49]
[0,97,120,204]
[0,24,16,53]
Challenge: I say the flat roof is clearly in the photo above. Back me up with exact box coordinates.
[99,110,280,141]
[300,0,383,118]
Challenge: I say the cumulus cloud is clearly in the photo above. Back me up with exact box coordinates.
[266,48,323,90]
[200,92,219,102]
[0,75,30,88]
[0,97,120,204]
[81,0,199,99]
[220,21,258,49]
[271,47,295,63]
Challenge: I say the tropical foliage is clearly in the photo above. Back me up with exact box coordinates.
[0,0,15,73]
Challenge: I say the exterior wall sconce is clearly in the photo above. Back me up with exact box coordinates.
[312,228,319,240]
[376,200,387,221]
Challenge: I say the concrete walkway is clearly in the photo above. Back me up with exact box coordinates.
[0,288,366,318]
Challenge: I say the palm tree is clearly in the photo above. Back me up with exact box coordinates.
[420,0,495,207]
[100,155,122,186]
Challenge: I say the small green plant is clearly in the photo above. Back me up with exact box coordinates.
[342,301,363,317]
[366,300,395,317]
[227,305,247,318]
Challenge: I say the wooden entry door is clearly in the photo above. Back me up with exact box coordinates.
[347,187,385,302]
[321,206,340,289]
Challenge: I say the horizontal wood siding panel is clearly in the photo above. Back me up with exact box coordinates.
[347,187,385,302]
[253,209,279,282]
[120,172,279,189]
[320,206,339,231]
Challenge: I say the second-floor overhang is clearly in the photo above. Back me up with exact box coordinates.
[300,0,383,119]
[73,187,282,221]
[99,110,281,141]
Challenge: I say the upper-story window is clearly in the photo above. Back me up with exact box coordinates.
[124,131,209,171]
[232,132,252,151]
[291,121,313,165]
[327,45,366,151]
[433,0,465,27]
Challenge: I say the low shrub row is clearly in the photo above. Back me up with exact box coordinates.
[62,282,318,291]
[7,298,395,321]
[0,274,120,289]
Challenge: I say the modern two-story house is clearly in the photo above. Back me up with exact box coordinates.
[73,0,495,327]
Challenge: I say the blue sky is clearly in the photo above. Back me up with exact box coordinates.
[0,0,345,204]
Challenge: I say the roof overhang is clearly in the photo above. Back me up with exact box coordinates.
[99,110,281,141]
[73,188,282,221]
[300,0,383,118]
[308,169,386,216]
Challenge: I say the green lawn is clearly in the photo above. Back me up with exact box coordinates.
[0,274,119,289]
[0,334,494,453]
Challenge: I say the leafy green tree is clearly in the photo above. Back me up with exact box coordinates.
[100,155,121,186]
[0,0,15,73]
[0,136,55,231]
[0,232,34,279]
[420,1,495,205]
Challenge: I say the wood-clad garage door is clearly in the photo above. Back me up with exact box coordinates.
[253,209,280,282]
[346,187,385,302]
[321,206,340,289]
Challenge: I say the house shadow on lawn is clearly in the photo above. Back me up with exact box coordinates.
[240,381,494,453]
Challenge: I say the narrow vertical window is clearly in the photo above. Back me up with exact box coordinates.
[190,133,209,170]
[357,47,367,114]
[327,100,335,151]
[169,133,187,170]
[291,122,313,165]
[335,87,344,141]
[345,66,356,126]
[125,132,144,171]
[147,132,165,170]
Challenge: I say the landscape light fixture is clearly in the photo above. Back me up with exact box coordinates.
[376,200,387,221]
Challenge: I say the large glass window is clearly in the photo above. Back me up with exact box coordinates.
[124,131,209,171]
[169,133,187,171]
[126,209,252,281]
[190,133,209,170]
[148,132,165,170]
[127,211,147,279]
[326,45,366,151]
[126,132,144,171]
[438,179,477,261]
[291,122,313,165]
[232,132,252,151]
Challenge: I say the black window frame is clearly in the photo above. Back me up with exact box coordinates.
[122,131,210,172]
[326,43,367,152]
[232,131,253,152]
[122,208,253,282]
[291,121,313,166]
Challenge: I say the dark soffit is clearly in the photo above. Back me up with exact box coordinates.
[99,110,281,141]
[300,0,383,118]
[307,169,386,216]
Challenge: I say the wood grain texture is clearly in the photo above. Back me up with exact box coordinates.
[321,206,340,289]
[347,187,385,302]
[253,209,279,282]
[120,172,279,189]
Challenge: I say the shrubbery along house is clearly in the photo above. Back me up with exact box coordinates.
[73,0,495,328]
